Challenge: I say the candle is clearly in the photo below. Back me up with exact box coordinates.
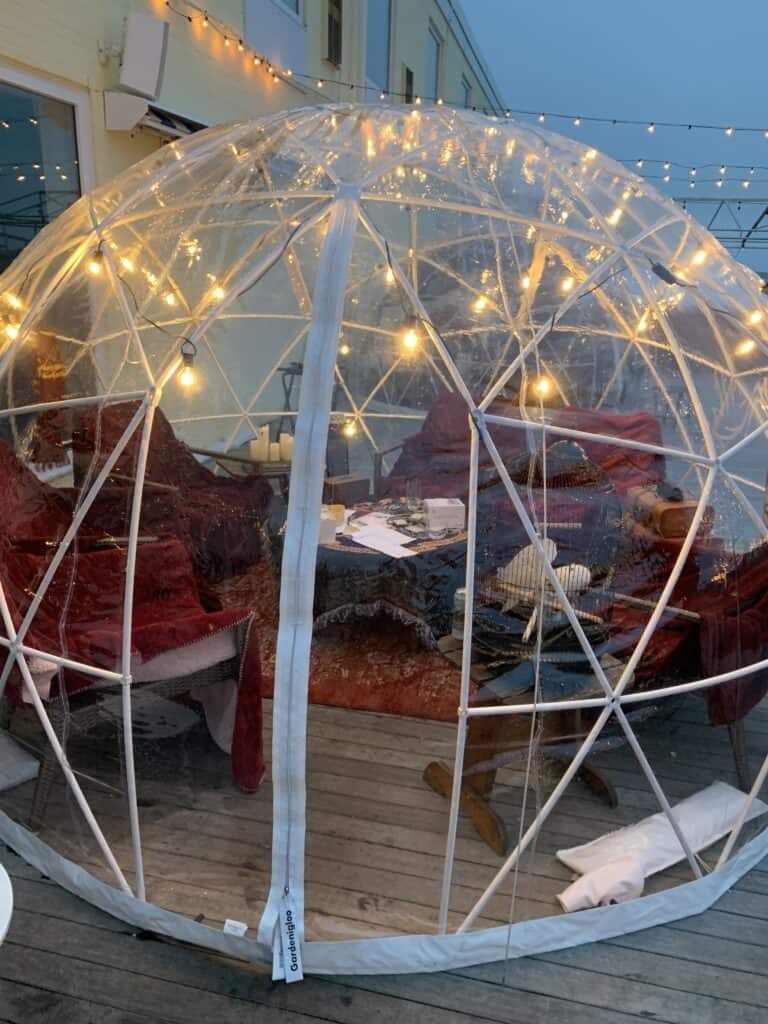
[269,441,281,462]
[279,432,293,461]
[249,426,269,462]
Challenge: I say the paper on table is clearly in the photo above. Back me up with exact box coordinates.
[349,526,417,558]
[349,514,416,548]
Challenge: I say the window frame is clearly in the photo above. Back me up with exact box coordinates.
[365,0,392,94]
[426,21,442,102]
[0,60,94,194]
[460,74,472,109]
[271,0,304,26]
[326,0,343,67]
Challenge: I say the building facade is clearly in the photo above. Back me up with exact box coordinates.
[0,0,504,271]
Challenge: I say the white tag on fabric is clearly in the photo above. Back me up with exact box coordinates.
[222,918,248,937]
[278,894,303,982]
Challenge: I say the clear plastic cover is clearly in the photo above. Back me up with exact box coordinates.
[0,104,767,969]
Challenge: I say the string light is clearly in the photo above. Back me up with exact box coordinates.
[748,310,763,325]
[339,342,351,356]
[725,126,734,136]
[742,179,750,189]
[690,167,696,176]
[164,291,177,306]
[607,207,623,225]
[342,420,358,438]
[538,113,545,122]
[4,324,19,340]
[561,276,574,293]
[647,122,655,133]
[716,178,723,188]
[401,318,420,353]
[385,266,395,285]
[178,338,197,388]
[736,339,756,356]
[573,117,581,126]
[692,249,707,265]
[4,293,22,310]
[119,256,134,272]
[533,376,552,397]
[720,165,726,174]
[87,246,104,275]
[636,159,643,168]
[317,79,324,88]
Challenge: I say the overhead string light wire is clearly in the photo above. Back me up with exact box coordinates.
[162,0,768,136]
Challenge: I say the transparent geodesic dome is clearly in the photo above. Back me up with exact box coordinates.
[1,103,768,976]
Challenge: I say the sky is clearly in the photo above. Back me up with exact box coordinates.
[461,0,768,270]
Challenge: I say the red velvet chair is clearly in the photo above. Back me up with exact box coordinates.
[71,401,273,583]
[0,439,265,808]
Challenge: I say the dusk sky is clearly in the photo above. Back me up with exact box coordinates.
[462,0,768,270]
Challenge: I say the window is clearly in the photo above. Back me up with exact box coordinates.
[0,79,82,273]
[327,0,342,66]
[461,75,472,109]
[277,0,300,12]
[403,65,414,104]
[426,23,441,101]
[366,0,391,92]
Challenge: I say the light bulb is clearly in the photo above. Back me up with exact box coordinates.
[437,97,444,105]
[179,364,195,388]
[607,207,623,225]
[202,13,209,26]
[401,320,420,352]
[636,159,643,168]
[534,376,552,397]
[736,339,756,356]
[87,247,103,276]
[663,162,671,170]
[317,79,324,88]
[716,179,723,188]
[663,175,671,183]
[380,91,386,100]
[339,342,351,356]
[212,285,225,300]
[561,276,574,293]
[385,266,395,284]
[538,113,545,122]
[748,310,763,325]
[690,167,696,176]
[4,324,19,340]
[119,256,134,272]
[692,249,707,266]
[253,56,261,66]
[647,122,655,133]
[573,117,581,126]
[725,126,733,136]
[342,420,357,438]
[743,179,750,189]
[415,96,422,105]
[720,165,726,174]
[473,295,488,312]
[5,293,21,310]
[224,37,231,47]
[521,274,530,290]
[164,292,177,306]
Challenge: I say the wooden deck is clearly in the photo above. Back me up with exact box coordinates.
[2,692,767,943]
[2,841,768,1023]
[0,692,767,1021]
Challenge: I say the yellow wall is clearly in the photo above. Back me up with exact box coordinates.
[0,0,501,191]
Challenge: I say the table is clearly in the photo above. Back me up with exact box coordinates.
[312,502,467,640]
[424,636,623,855]
[0,862,12,943]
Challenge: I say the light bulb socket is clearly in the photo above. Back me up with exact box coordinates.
[180,337,197,368]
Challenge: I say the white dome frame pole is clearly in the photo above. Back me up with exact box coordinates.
[258,189,359,977]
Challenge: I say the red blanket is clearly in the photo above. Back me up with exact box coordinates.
[381,392,665,499]
[2,538,264,790]
[693,543,768,725]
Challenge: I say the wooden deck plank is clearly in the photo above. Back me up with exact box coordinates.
[2,843,768,1023]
